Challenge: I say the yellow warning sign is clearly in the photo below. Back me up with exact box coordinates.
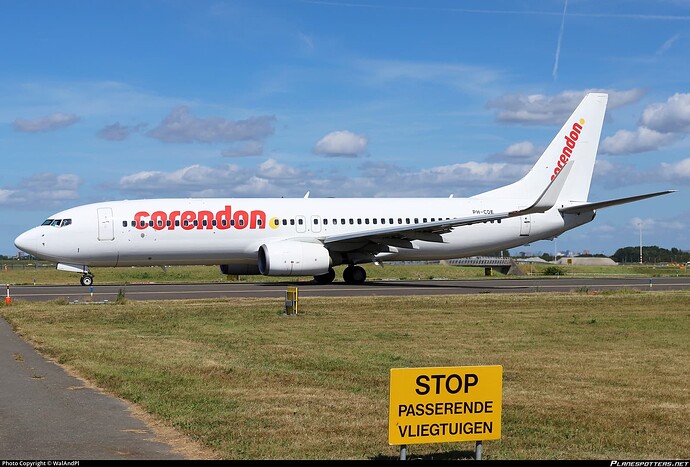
[388,365,502,445]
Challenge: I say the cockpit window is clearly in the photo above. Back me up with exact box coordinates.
[42,218,72,227]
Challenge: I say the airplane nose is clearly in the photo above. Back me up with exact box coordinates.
[14,229,41,256]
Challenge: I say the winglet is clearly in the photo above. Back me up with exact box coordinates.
[510,160,574,216]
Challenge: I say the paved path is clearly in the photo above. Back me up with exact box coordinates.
[0,317,187,460]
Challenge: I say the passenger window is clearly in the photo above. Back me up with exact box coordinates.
[158,220,164,227]
[323,219,328,225]
[372,219,377,224]
[239,219,244,226]
[202,220,208,227]
[389,218,394,224]
[193,220,198,227]
[398,218,402,224]
[341,219,345,225]
[290,219,295,225]
[313,218,319,224]
[298,219,303,225]
[357,219,362,225]
[273,219,279,227]
[349,219,354,225]
[423,218,427,223]
[167,220,172,227]
[122,221,127,227]
[365,219,370,224]
[406,218,410,224]
[175,220,180,227]
[282,219,287,226]
[149,220,154,227]
[141,220,146,227]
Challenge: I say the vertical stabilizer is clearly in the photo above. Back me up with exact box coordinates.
[475,92,608,204]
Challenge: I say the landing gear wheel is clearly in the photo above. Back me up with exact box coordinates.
[80,274,94,286]
[314,267,336,284]
[343,265,366,285]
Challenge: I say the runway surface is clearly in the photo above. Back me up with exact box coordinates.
[8,276,690,302]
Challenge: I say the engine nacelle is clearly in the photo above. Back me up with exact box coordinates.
[258,241,331,276]
[219,264,261,275]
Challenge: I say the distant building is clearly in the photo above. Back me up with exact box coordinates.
[555,257,617,266]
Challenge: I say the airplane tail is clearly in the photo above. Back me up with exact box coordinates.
[474,92,608,205]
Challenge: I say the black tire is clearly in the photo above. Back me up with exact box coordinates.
[314,267,336,284]
[80,275,93,286]
[343,266,366,285]
[350,266,366,284]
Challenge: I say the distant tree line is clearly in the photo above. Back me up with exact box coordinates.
[487,246,689,264]
[611,246,690,264]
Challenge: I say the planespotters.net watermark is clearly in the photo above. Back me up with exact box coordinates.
[610,462,688,467]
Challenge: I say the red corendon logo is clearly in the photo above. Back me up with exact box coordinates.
[551,119,585,180]
[134,205,267,231]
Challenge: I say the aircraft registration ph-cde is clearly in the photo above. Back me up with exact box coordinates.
[14,93,675,286]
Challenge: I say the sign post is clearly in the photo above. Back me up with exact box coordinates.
[389,365,502,458]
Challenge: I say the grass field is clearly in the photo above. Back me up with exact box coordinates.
[2,290,689,460]
[2,261,689,286]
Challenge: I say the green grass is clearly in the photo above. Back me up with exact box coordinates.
[2,291,689,460]
[2,261,689,286]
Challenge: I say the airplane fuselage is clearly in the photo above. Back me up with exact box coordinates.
[16,197,593,268]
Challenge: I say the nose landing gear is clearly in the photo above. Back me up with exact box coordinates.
[80,274,94,286]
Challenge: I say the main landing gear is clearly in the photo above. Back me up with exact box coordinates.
[312,265,367,285]
[342,265,366,285]
[80,274,94,286]
[314,267,336,284]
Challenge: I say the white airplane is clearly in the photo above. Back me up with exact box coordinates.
[14,92,674,286]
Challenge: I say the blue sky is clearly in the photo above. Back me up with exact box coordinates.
[2,0,689,258]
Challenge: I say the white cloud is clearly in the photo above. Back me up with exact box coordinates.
[488,88,645,124]
[313,130,368,157]
[488,141,542,162]
[13,113,80,132]
[640,93,690,133]
[659,158,690,181]
[600,127,679,155]
[257,158,302,179]
[147,106,276,143]
[97,122,147,141]
[0,173,81,206]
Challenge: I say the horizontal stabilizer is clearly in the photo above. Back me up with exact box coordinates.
[559,190,676,214]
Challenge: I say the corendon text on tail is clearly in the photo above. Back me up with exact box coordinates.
[134,205,267,231]
[551,119,585,180]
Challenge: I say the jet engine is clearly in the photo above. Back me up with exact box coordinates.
[258,241,331,276]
